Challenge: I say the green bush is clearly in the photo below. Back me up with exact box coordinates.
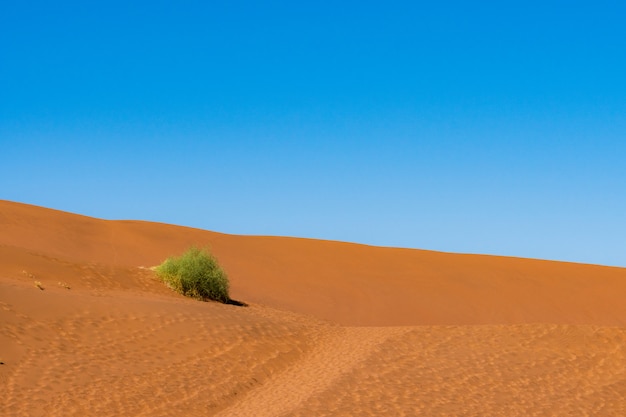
[155,246,230,303]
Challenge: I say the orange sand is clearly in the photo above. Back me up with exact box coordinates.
[1,200,625,416]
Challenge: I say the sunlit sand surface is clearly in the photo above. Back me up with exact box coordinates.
[1,200,625,416]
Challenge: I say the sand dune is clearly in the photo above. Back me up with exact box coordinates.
[2,200,625,326]
[1,200,625,416]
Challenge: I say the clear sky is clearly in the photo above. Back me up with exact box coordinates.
[2,1,625,267]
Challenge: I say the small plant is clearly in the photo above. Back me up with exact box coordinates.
[58,282,71,289]
[34,281,44,290]
[155,246,230,303]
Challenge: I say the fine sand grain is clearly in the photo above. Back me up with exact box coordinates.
[1,200,625,416]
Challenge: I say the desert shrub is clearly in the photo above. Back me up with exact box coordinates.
[155,246,230,303]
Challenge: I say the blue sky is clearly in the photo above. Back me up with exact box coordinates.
[2,1,625,267]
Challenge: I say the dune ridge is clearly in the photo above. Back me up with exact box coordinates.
[1,200,625,416]
[2,200,625,326]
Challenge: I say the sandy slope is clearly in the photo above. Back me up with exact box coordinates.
[1,200,625,416]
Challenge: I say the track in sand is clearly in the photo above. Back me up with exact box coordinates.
[216,326,411,417]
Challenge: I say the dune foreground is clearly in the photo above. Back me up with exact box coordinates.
[1,200,625,416]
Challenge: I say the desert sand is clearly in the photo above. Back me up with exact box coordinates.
[1,199,625,416]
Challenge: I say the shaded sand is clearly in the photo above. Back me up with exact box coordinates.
[1,200,626,416]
